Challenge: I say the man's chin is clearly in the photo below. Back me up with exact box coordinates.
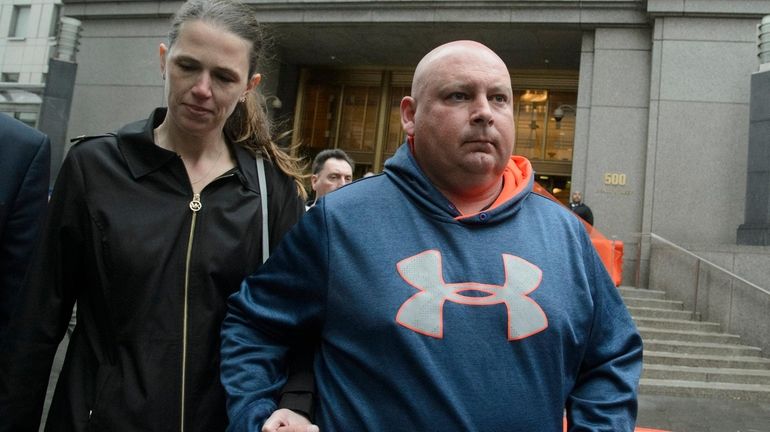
[463,154,506,174]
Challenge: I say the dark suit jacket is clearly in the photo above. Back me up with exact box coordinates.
[0,114,51,337]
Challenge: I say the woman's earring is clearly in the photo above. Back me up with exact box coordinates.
[240,95,246,103]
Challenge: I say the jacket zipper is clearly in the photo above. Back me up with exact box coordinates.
[181,192,202,431]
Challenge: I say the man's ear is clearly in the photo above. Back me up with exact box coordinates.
[400,96,416,136]
[310,174,319,191]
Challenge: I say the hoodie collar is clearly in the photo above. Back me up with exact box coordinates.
[384,143,534,224]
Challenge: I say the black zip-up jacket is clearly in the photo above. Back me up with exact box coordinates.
[0,109,309,431]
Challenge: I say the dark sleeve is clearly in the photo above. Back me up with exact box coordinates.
[265,165,316,420]
[221,198,327,431]
[566,229,642,431]
[0,149,84,432]
[0,134,50,333]
[584,206,594,226]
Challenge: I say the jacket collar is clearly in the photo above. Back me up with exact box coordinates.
[117,108,177,179]
[117,108,256,191]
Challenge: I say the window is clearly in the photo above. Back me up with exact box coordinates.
[514,89,577,162]
[1,73,20,83]
[9,5,31,38]
[49,4,62,37]
[15,111,37,128]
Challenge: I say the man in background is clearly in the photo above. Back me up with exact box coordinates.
[0,114,51,342]
[307,149,354,208]
[570,190,594,226]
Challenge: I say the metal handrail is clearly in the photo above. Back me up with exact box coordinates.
[648,232,770,296]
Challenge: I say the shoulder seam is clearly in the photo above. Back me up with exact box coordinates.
[69,133,116,145]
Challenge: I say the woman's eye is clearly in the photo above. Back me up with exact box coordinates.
[177,63,196,71]
[216,74,237,83]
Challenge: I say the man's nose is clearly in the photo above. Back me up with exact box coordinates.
[471,96,494,125]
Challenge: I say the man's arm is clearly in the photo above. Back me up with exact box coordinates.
[566,230,643,432]
[0,132,50,332]
[0,146,83,432]
[221,207,327,431]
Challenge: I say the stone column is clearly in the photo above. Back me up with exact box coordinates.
[37,17,81,187]
[738,16,770,245]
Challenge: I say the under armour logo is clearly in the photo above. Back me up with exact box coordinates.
[396,250,547,340]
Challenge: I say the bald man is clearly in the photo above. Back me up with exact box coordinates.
[221,40,642,432]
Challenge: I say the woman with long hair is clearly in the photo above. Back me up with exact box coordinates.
[0,1,312,430]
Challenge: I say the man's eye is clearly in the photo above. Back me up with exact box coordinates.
[490,95,508,103]
[449,92,468,101]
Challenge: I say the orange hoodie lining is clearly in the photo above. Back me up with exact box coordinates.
[455,156,531,220]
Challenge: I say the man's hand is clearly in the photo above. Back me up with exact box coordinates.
[262,408,319,432]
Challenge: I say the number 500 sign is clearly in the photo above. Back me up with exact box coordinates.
[603,172,627,186]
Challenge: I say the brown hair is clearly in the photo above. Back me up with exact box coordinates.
[168,0,308,198]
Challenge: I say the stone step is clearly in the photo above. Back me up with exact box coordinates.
[644,340,763,357]
[645,351,770,370]
[628,306,695,320]
[643,364,770,386]
[633,316,721,332]
[624,297,684,310]
[619,286,667,300]
[639,378,770,401]
[637,327,741,344]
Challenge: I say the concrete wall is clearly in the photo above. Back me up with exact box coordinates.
[649,239,770,356]
[632,13,767,286]
[66,18,166,139]
[644,16,758,245]
[572,27,651,284]
[688,243,770,291]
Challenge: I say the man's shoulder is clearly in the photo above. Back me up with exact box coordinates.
[525,192,583,222]
[318,174,393,214]
[0,114,48,146]
[330,174,390,200]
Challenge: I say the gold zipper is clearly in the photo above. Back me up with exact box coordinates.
[181,193,201,431]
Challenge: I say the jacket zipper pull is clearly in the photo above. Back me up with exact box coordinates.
[189,193,202,212]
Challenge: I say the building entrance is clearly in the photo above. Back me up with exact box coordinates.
[291,68,578,191]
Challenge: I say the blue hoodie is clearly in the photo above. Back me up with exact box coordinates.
[221,143,643,431]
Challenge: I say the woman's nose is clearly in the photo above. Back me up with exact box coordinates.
[191,72,213,98]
